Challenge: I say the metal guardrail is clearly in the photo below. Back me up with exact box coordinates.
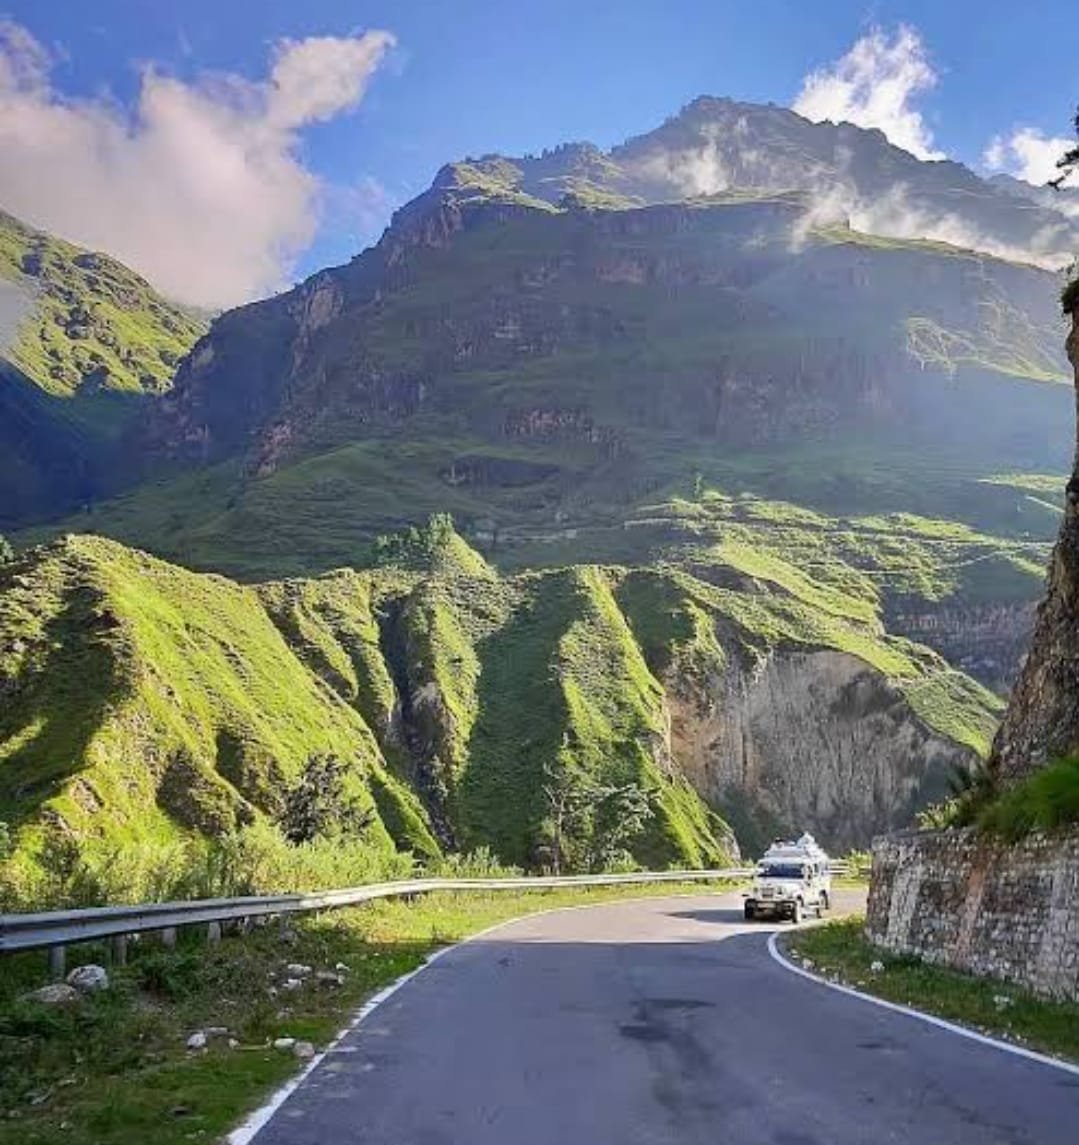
[0,861,852,974]
[0,869,749,960]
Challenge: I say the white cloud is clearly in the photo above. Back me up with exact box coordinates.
[794,25,943,161]
[0,21,395,308]
[983,127,1074,187]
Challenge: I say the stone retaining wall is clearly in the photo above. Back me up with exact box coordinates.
[866,827,1079,999]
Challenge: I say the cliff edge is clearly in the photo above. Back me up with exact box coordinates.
[990,292,1079,783]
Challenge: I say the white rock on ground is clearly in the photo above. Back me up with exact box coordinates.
[186,1032,208,1051]
[285,963,312,977]
[315,971,345,987]
[21,984,80,1006]
[273,1037,296,1050]
[66,965,109,994]
[281,978,303,992]
[292,1041,315,1060]
[870,960,885,973]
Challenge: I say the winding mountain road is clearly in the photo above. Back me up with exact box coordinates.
[243,891,1078,1144]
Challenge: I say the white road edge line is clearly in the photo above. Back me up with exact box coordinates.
[225,950,447,1145]
[766,931,1079,1078]
[227,888,737,1144]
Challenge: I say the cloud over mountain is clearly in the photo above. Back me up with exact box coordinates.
[984,127,1074,188]
[0,21,394,308]
[794,25,943,161]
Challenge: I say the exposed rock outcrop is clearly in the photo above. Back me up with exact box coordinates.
[990,304,1079,783]
[666,649,975,853]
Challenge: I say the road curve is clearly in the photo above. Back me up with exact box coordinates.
[247,891,1078,1144]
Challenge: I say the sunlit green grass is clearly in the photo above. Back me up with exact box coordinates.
[788,917,1079,1064]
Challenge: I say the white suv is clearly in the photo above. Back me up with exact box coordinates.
[742,835,831,924]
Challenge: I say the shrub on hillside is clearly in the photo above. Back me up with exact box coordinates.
[916,760,996,830]
[977,756,1079,840]
[280,754,375,844]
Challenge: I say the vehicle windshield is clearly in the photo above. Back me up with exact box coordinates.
[758,863,805,880]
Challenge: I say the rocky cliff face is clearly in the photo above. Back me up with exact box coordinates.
[666,648,974,854]
[886,602,1037,693]
[990,303,1079,783]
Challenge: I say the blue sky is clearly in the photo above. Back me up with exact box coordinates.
[1,1,1075,305]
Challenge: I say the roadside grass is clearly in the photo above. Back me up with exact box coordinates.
[786,917,1079,1065]
[0,881,731,1145]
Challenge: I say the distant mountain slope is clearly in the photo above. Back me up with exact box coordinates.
[427,97,1079,268]
[0,523,997,902]
[0,210,206,528]
[128,187,1069,583]
[17,100,1073,700]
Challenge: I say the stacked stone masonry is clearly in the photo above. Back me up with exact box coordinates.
[866,827,1079,1000]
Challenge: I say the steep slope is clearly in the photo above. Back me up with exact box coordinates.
[145,193,1069,479]
[0,522,1001,901]
[0,210,206,528]
[990,295,1079,783]
[256,521,997,858]
[0,535,437,904]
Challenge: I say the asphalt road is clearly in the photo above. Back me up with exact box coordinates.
[247,890,1079,1144]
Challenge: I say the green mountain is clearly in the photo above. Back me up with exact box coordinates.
[52,107,1059,698]
[0,210,206,529]
[110,107,1067,593]
[0,519,1001,902]
[2,102,1072,897]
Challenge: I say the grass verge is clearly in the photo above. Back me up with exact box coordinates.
[0,881,731,1145]
[786,917,1079,1065]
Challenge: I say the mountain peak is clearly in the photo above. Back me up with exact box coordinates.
[403,98,1077,271]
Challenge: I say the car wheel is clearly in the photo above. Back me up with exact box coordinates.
[744,902,756,921]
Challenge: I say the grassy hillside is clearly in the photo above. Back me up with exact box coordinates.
[0,210,206,529]
[0,211,205,398]
[0,535,437,907]
[0,521,1002,903]
[39,449,1056,698]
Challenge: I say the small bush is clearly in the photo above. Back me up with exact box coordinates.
[431,846,521,879]
[978,756,1079,840]
[918,760,997,830]
[133,949,203,1000]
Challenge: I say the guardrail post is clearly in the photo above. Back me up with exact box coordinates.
[48,944,66,981]
[111,935,128,966]
[161,927,177,950]
[207,921,222,946]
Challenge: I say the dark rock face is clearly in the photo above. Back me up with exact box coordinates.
[990,307,1079,782]
[666,648,974,854]
[886,602,1037,693]
[138,195,1070,481]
